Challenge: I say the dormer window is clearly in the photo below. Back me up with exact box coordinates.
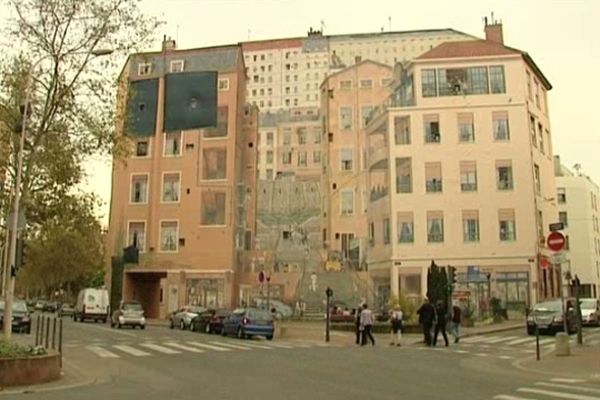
[138,63,152,76]
[170,60,184,73]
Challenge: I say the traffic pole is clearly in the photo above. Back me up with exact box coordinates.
[535,322,540,361]
[575,275,583,345]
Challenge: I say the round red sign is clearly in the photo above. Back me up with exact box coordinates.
[547,231,566,252]
[540,257,549,269]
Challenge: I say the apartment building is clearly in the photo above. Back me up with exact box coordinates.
[554,156,600,298]
[106,39,256,318]
[321,60,392,263]
[243,28,474,113]
[365,22,558,311]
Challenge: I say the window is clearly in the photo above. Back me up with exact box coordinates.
[130,174,148,203]
[437,67,488,96]
[460,161,477,192]
[298,151,307,167]
[159,221,178,252]
[204,106,228,138]
[369,222,375,246]
[458,113,474,142]
[424,115,440,143]
[128,221,146,253]
[534,164,541,194]
[493,112,510,141]
[496,160,513,190]
[283,129,291,145]
[340,149,353,171]
[340,189,354,215]
[557,188,566,203]
[534,79,540,108]
[381,78,392,87]
[340,107,352,130]
[425,162,442,193]
[138,63,152,76]
[164,132,182,156]
[360,79,373,88]
[421,69,437,97]
[201,192,226,225]
[313,150,321,163]
[266,132,274,145]
[314,130,321,144]
[530,115,537,148]
[427,211,444,243]
[397,212,414,243]
[266,150,273,164]
[361,105,373,127]
[499,209,516,241]
[489,66,506,93]
[559,211,568,227]
[297,128,307,145]
[463,210,480,242]
[394,116,411,145]
[135,140,149,157]
[383,218,390,245]
[266,169,273,180]
[526,71,532,99]
[340,80,352,90]
[538,123,545,154]
[202,148,227,180]
[170,60,184,73]
[162,172,180,202]
[395,157,412,193]
[282,151,292,165]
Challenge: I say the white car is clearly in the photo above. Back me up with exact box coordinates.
[580,298,600,326]
[169,306,207,330]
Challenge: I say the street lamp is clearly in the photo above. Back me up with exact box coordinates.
[2,48,114,340]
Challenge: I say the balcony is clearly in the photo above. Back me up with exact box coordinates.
[426,180,442,193]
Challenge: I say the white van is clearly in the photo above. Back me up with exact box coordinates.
[74,288,110,323]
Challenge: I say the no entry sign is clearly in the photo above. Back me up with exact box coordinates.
[547,231,566,252]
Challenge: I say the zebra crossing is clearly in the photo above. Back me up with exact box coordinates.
[493,378,600,399]
[79,339,331,359]
[459,330,600,352]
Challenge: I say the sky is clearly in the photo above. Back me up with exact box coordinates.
[71,0,600,225]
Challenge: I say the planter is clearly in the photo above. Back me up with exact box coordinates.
[331,322,421,334]
[0,353,61,387]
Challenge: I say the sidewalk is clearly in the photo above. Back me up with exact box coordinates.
[515,343,600,381]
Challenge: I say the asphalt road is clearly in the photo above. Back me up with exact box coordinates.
[2,317,599,400]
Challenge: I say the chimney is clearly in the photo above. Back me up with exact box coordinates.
[484,15,504,44]
[162,35,177,51]
[355,55,362,64]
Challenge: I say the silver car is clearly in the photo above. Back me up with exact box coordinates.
[169,306,207,330]
[580,298,600,326]
[111,301,146,329]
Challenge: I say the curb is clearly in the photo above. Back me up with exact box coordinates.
[460,324,523,338]
[511,345,600,381]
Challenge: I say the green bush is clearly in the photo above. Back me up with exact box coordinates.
[0,341,47,358]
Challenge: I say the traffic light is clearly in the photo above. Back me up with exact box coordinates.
[15,238,28,270]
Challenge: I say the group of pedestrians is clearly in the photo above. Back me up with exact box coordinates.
[416,297,461,347]
[354,304,376,346]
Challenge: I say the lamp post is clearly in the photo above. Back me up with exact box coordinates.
[3,49,113,340]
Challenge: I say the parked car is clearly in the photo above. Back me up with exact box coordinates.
[221,308,274,340]
[169,306,207,330]
[43,301,59,313]
[73,288,110,323]
[580,298,600,326]
[0,299,31,334]
[191,309,231,334]
[526,299,577,335]
[26,299,37,312]
[58,303,75,317]
[254,298,293,319]
[34,300,47,312]
[111,301,146,329]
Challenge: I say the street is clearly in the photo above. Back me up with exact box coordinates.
[2,318,599,400]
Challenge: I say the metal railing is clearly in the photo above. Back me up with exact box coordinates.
[33,314,63,366]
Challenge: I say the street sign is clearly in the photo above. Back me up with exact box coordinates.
[549,222,564,232]
[540,257,549,269]
[547,231,566,251]
[258,271,265,283]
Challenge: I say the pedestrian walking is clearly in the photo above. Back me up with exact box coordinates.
[433,300,449,347]
[417,297,435,346]
[354,305,363,345]
[360,304,375,346]
[389,304,403,346]
[449,304,461,343]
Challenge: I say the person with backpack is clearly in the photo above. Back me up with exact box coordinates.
[389,304,403,346]
[449,304,462,343]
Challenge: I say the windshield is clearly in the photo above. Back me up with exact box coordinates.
[123,303,143,311]
[581,299,597,310]
[247,309,273,321]
[0,301,28,313]
[532,301,562,313]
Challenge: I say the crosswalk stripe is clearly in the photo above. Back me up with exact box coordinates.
[536,382,600,395]
[453,349,469,354]
[187,341,231,352]
[287,341,312,348]
[507,337,534,345]
[528,338,554,346]
[551,379,588,384]
[113,345,151,357]
[228,341,274,350]
[260,342,294,349]
[518,387,600,400]
[461,336,492,343]
[139,343,181,354]
[208,341,252,350]
[87,345,119,358]
[494,395,537,400]
[486,336,519,344]
[475,353,489,357]
[163,342,205,353]
[588,339,600,346]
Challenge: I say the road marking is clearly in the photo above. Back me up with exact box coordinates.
[474,353,489,357]
[498,355,513,360]
[587,339,600,346]
[486,336,519,344]
[262,342,294,349]
[287,341,313,348]
[163,342,205,353]
[229,341,274,349]
[78,323,138,338]
[208,341,252,350]
[187,341,232,352]
[113,345,151,357]
[507,337,534,345]
[139,343,181,354]
[494,395,537,400]
[453,349,469,354]
[86,345,119,358]
[536,382,600,395]
[550,379,588,384]
[518,387,600,400]
[462,336,494,343]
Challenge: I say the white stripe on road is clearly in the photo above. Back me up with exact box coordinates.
[587,339,600,346]
[494,395,537,400]
[507,337,534,345]
[498,355,513,360]
[474,353,489,357]
[208,341,252,350]
[260,342,294,349]
[229,341,273,350]
[139,343,181,354]
[87,345,119,358]
[113,345,151,357]
[550,379,588,384]
[163,342,205,353]
[463,336,502,343]
[187,341,231,352]
[518,387,600,400]
[453,350,469,354]
[485,336,519,344]
[536,382,600,395]
[528,338,554,346]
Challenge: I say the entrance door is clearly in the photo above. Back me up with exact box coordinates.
[168,285,179,314]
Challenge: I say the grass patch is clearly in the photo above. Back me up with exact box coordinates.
[0,340,47,358]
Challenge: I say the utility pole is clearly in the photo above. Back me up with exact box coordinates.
[573,274,583,345]
[325,287,333,342]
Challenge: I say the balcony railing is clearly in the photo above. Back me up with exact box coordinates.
[426,180,443,193]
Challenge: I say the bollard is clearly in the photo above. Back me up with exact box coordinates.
[51,317,57,350]
[44,316,50,349]
[555,332,570,356]
[35,314,41,346]
[58,319,63,368]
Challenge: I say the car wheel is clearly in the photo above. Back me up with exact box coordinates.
[180,320,186,330]
[189,323,195,332]
[102,318,107,324]
[141,325,146,330]
[205,324,212,334]
[266,335,273,341]
[117,322,122,329]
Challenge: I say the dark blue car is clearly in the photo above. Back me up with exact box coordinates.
[222,308,274,340]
